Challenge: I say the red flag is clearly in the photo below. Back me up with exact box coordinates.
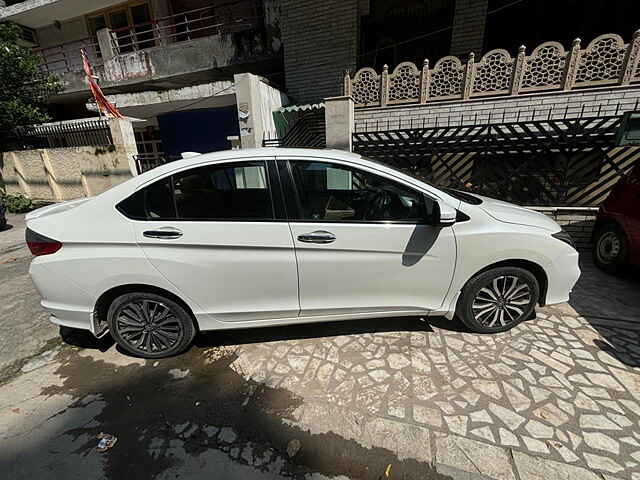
[81,49,123,118]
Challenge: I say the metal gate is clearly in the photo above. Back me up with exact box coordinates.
[353,112,639,207]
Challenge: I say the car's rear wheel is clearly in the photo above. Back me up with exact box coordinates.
[107,292,196,358]
[457,267,539,333]
[593,223,628,275]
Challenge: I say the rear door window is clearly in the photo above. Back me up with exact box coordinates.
[117,161,274,221]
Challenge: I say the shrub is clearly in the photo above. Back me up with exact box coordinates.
[3,193,33,213]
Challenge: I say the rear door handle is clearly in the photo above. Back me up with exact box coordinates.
[143,227,183,239]
[297,230,336,244]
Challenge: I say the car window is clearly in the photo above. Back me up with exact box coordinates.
[173,162,273,220]
[117,161,274,221]
[117,176,175,220]
[290,160,433,222]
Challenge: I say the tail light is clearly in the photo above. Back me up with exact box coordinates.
[26,228,62,256]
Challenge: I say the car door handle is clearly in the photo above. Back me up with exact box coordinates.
[143,228,183,239]
[297,230,336,244]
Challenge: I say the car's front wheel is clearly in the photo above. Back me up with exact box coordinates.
[593,223,628,275]
[107,292,196,358]
[457,267,539,333]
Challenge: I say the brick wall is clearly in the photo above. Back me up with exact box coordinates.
[280,0,359,104]
[354,85,640,131]
[534,208,597,251]
[450,0,488,57]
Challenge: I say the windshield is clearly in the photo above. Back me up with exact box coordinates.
[361,156,483,205]
[443,188,483,205]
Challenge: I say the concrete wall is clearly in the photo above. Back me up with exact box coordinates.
[36,16,88,48]
[280,0,359,104]
[235,72,289,148]
[0,146,132,201]
[0,118,137,202]
[450,0,488,57]
[354,85,640,131]
[60,29,276,94]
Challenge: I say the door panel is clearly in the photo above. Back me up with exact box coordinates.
[134,221,299,321]
[283,159,456,316]
[289,222,455,315]
[122,160,299,322]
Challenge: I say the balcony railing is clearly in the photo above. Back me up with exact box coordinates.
[34,37,101,75]
[345,30,640,107]
[32,0,260,76]
[110,0,260,55]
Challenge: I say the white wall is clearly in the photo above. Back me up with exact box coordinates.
[257,79,289,139]
[235,73,289,148]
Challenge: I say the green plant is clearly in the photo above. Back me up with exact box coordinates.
[3,193,33,213]
[0,23,61,132]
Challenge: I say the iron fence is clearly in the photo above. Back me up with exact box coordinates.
[34,38,101,75]
[262,108,326,148]
[134,153,181,175]
[1,120,113,151]
[352,111,638,207]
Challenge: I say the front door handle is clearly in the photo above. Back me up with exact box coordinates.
[143,227,183,239]
[297,230,336,244]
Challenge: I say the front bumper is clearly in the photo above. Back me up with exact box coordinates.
[545,250,581,305]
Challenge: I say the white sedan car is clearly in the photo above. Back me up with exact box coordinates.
[26,148,580,358]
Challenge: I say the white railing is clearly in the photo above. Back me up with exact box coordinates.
[345,30,640,107]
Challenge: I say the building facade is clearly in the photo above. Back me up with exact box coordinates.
[1,0,285,158]
[2,0,639,233]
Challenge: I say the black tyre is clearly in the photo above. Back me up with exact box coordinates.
[592,223,629,275]
[107,292,196,358]
[457,267,539,333]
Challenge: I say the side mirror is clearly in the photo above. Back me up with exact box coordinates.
[435,201,457,227]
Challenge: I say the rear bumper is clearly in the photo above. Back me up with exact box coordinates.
[30,261,96,334]
[46,310,93,332]
[545,250,581,305]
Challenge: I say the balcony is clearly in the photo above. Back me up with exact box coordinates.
[34,0,279,96]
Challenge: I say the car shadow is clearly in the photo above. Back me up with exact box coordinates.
[60,314,475,356]
[59,326,114,352]
[567,252,640,368]
[195,315,438,349]
[0,223,13,233]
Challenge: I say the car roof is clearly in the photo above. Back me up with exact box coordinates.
[126,148,458,205]
[136,148,360,179]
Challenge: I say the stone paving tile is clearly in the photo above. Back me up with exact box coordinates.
[230,257,640,479]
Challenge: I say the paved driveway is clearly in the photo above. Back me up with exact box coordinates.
[1,214,639,480]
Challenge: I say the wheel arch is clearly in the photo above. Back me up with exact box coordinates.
[591,217,625,242]
[93,284,200,334]
[464,259,549,306]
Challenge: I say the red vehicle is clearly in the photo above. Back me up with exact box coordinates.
[592,163,640,273]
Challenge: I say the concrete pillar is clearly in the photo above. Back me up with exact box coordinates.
[108,117,139,175]
[234,73,264,149]
[324,96,354,152]
[96,28,118,60]
[450,0,489,57]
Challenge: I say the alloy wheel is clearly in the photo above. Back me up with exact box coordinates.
[471,275,532,327]
[115,300,184,354]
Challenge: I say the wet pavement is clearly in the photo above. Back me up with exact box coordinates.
[1,214,639,480]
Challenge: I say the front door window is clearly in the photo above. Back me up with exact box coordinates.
[290,160,433,223]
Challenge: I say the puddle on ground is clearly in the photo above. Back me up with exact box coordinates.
[27,341,450,480]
